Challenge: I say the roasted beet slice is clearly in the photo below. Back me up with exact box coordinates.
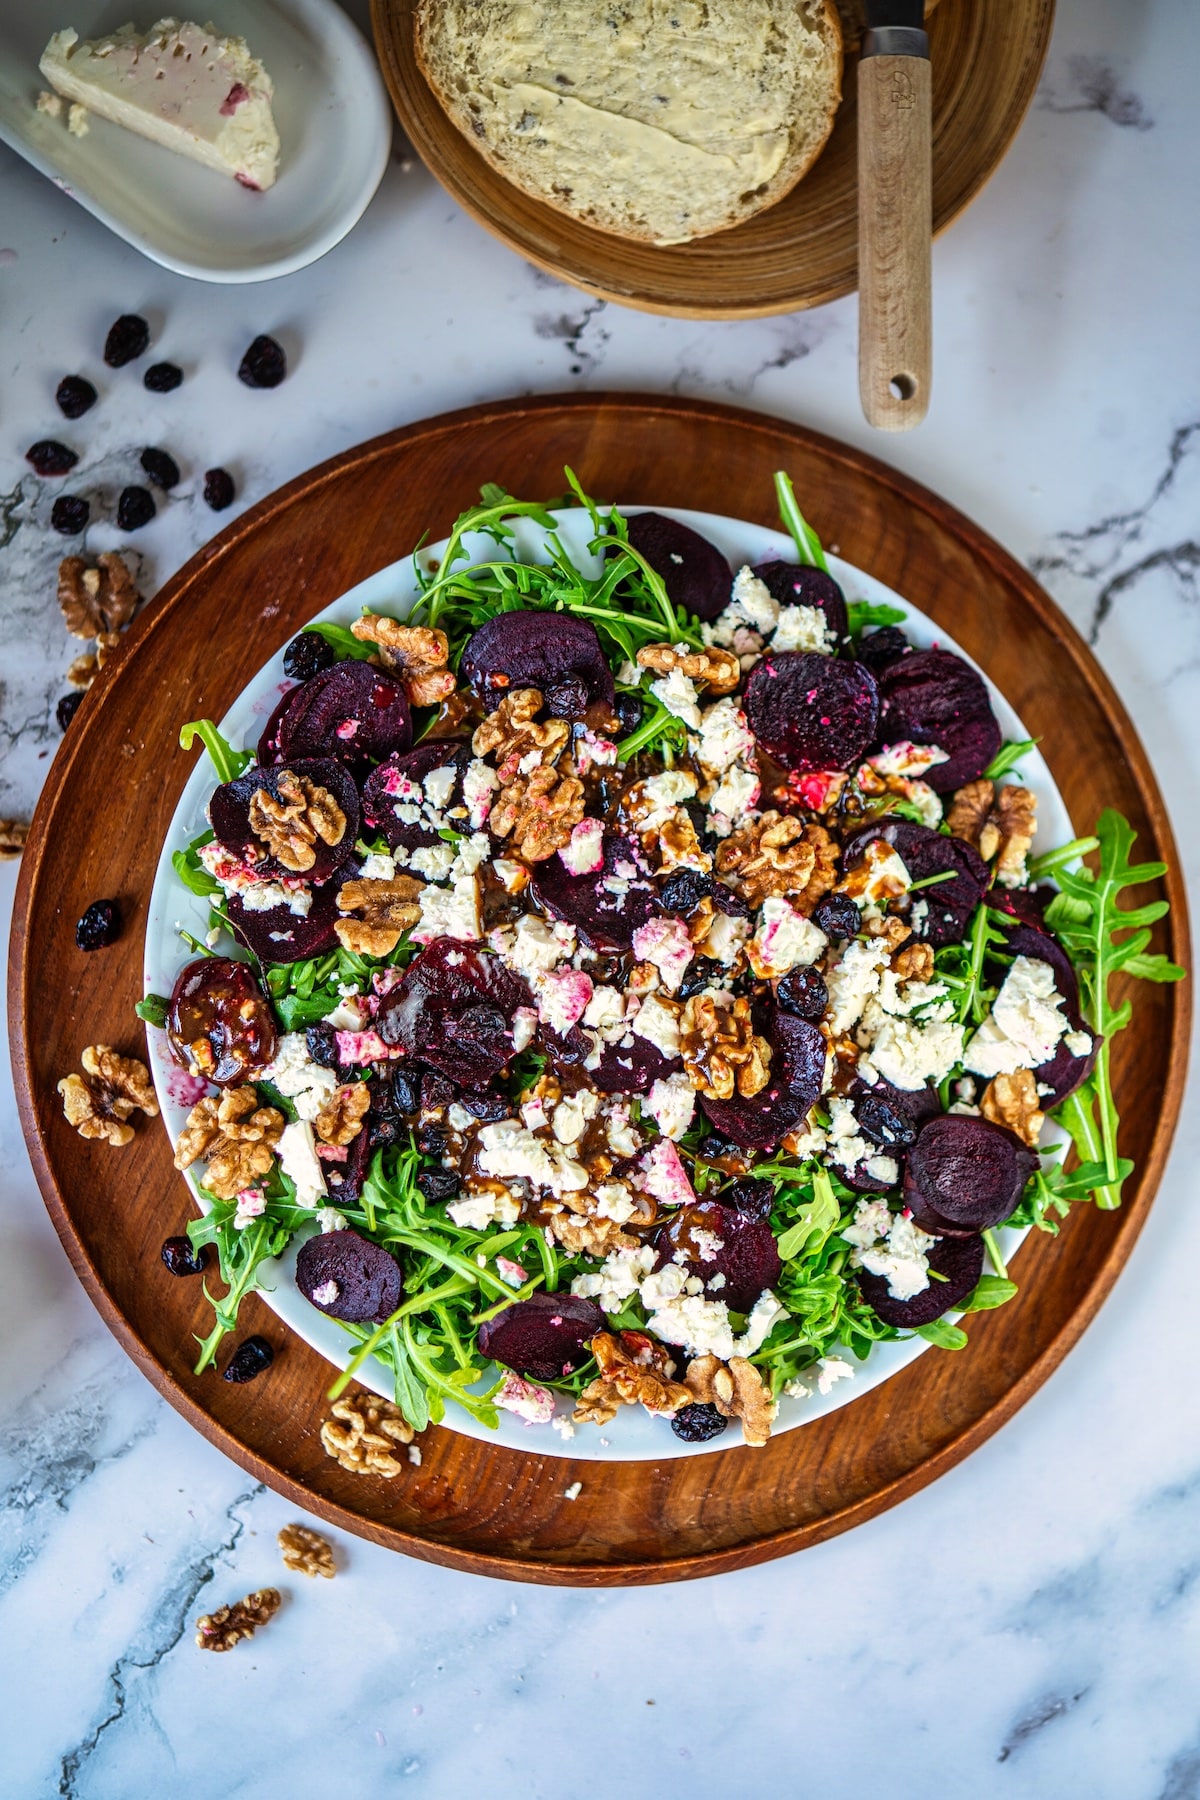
[587,1034,680,1095]
[904,1114,1036,1236]
[835,1078,941,1194]
[771,1011,827,1115]
[701,1007,822,1150]
[477,1291,606,1382]
[209,759,359,884]
[225,857,360,964]
[858,1231,985,1328]
[744,651,879,773]
[167,956,277,1085]
[990,920,1098,1105]
[701,1082,805,1152]
[531,831,656,952]
[460,610,614,711]
[256,683,306,764]
[277,660,412,766]
[624,512,732,622]
[653,1200,782,1314]
[843,817,988,948]
[375,940,532,1087]
[752,560,849,641]
[295,1229,402,1324]
[855,626,911,674]
[362,744,469,854]
[877,649,1002,792]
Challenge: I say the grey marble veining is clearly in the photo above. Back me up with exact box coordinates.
[1,0,1198,1794]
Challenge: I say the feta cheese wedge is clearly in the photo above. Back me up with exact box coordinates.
[40,20,280,191]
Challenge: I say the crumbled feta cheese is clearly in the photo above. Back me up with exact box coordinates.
[859,1013,966,1092]
[747,896,826,979]
[702,909,750,967]
[407,1444,422,1465]
[462,759,499,829]
[824,938,892,1034]
[509,1006,538,1053]
[233,1186,266,1230]
[771,603,835,654]
[490,859,527,897]
[323,994,367,1031]
[631,915,695,992]
[636,769,698,830]
[277,1120,326,1208]
[502,914,573,977]
[447,1187,522,1229]
[695,697,756,774]
[650,666,703,730]
[538,968,594,1036]
[314,1206,347,1233]
[841,1196,893,1250]
[646,1071,697,1141]
[583,985,626,1035]
[559,817,605,876]
[551,1413,577,1440]
[840,841,911,908]
[605,1102,641,1158]
[452,832,492,879]
[552,1090,599,1147]
[423,764,458,810]
[631,993,682,1059]
[239,879,314,916]
[964,955,1074,1078]
[495,1372,555,1424]
[563,1481,583,1500]
[617,658,643,687]
[359,851,397,883]
[739,1290,787,1355]
[593,1180,636,1222]
[640,1263,688,1310]
[910,897,930,934]
[475,1119,588,1198]
[646,1293,736,1362]
[263,1033,338,1120]
[868,742,949,779]
[572,1242,657,1312]
[817,1356,854,1395]
[410,840,457,883]
[1064,1028,1094,1057]
[414,875,480,943]
[310,1278,340,1306]
[729,565,780,633]
[707,762,761,831]
[637,1138,696,1209]
[574,727,619,777]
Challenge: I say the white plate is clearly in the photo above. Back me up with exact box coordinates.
[0,1,391,282]
[146,504,1071,1460]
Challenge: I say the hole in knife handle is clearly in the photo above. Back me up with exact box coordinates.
[889,374,917,402]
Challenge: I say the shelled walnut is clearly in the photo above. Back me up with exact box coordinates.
[320,1390,414,1476]
[0,820,29,861]
[472,688,570,780]
[350,614,455,707]
[680,993,771,1100]
[946,779,1037,887]
[57,552,139,639]
[980,1067,1044,1147]
[248,770,346,873]
[489,764,584,861]
[636,641,741,695]
[173,1087,284,1199]
[685,1353,776,1447]
[277,1523,336,1578]
[58,1045,159,1147]
[195,1588,281,1652]
[716,812,836,910]
[314,1082,370,1146]
[334,874,424,956]
[573,1330,691,1426]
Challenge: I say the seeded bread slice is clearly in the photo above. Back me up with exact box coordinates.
[415,0,843,246]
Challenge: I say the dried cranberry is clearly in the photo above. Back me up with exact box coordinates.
[203,467,235,511]
[854,1090,918,1151]
[697,1134,739,1163]
[143,360,183,392]
[282,631,336,682]
[416,1168,460,1202]
[776,965,828,1021]
[676,956,725,1001]
[458,1092,510,1122]
[140,447,180,488]
[726,1177,774,1219]
[417,1123,447,1157]
[116,485,156,531]
[671,1403,729,1443]
[613,693,643,735]
[51,494,89,535]
[104,313,150,367]
[855,626,910,673]
[26,439,78,476]
[75,898,121,951]
[238,334,287,388]
[391,1069,422,1114]
[56,691,83,731]
[543,676,589,719]
[305,1022,340,1068]
[812,894,860,941]
[56,375,97,419]
[160,1235,210,1276]
[659,868,714,914]
[221,1335,274,1382]
[420,1072,456,1110]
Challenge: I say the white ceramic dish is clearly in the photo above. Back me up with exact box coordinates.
[145,503,1069,1459]
[0,1,391,282]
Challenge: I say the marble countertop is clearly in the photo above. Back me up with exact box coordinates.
[2,1,1197,1793]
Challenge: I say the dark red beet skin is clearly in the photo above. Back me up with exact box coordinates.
[843,817,988,948]
[859,1232,985,1328]
[877,648,1002,792]
[653,1200,782,1314]
[531,831,656,952]
[167,956,277,1085]
[376,940,533,1087]
[460,610,615,710]
[362,745,470,854]
[588,1034,680,1095]
[477,1291,606,1382]
[904,1114,1037,1236]
[225,857,360,964]
[209,758,359,884]
[295,1229,403,1323]
[623,512,732,621]
[277,661,412,766]
[752,560,849,640]
[744,651,879,773]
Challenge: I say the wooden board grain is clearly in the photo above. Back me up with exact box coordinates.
[8,394,1189,1585]
[370,0,1053,318]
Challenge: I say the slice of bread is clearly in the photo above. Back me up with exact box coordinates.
[415,0,843,246]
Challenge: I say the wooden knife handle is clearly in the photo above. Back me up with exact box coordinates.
[857,52,932,431]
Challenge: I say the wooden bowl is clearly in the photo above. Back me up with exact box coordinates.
[370,0,1054,318]
[9,394,1188,1585]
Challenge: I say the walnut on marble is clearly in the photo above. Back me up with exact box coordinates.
[195,1588,281,1652]
[277,1523,336,1578]
[0,820,29,861]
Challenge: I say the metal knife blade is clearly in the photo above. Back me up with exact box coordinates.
[862,0,927,58]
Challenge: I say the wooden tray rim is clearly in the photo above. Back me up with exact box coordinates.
[9,391,1190,1584]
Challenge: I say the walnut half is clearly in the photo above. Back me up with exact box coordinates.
[489,764,584,862]
[980,1067,1044,1148]
[716,813,837,912]
[195,1588,281,1652]
[58,1045,159,1147]
[173,1087,284,1200]
[946,779,1038,887]
[57,552,139,640]
[334,873,424,956]
[248,770,347,873]
[636,641,741,695]
[351,614,456,707]
[685,1353,777,1447]
[472,688,570,780]
[314,1082,370,1146]
[277,1523,336,1578]
[680,993,771,1101]
[573,1330,691,1427]
[321,1391,414,1476]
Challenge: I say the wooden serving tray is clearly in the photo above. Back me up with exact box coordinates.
[371,0,1054,318]
[10,395,1188,1585]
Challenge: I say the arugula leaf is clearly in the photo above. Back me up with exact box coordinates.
[773,470,830,573]
[984,737,1040,780]
[179,719,253,785]
[775,1166,840,1260]
[172,831,220,899]
[916,1318,968,1350]
[302,620,376,663]
[135,992,170,1028]
[847,600,907,639]
[188,1196,306,1373]
[959,1275,1018,1313]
